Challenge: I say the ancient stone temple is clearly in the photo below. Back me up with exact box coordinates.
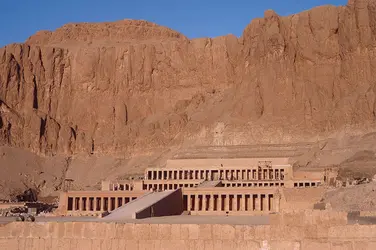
[58,157,325,217]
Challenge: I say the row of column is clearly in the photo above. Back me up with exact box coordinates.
[294,181,321,188]
[110,183,132,191]
[68,196,137,212]
[144,183,196,190]
[186,194,274,212]
[147,168,285,181]
[225,182,284,188]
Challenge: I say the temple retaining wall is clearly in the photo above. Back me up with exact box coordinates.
[0,212,375,250]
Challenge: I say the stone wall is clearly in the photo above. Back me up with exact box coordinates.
[1,220,376,250]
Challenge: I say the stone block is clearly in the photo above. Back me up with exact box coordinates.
[73,222,84,239]
[0,224,8,238]
[0,239,18,250]
[171,224,181,240]
[83,223,96,239]
[76,239,92,249]
[235,225,245,240]
[331,241,353,250]
[198,224,212,240]
[24,238,34,249]
[161,239,187,250]
[34,223,50,238]
[236,240,260,250]
[37,238,46,250]
[91,239,103,250]
[354,241,376,250]
[51,238,71,250]
[114,223,124,239]
[110,239,119,250]
[204,240,214,250]
[158,224,172,240]
[21,223,31,238]
[44,238,53,250]
[244,226,256,240]
[9,222,23,237]
[150,224,159,239]
[104,223,116,240]
[70,239,78,249]
[138,240,155,250]
[188,239,205,250]
[302,240,330,250]
[254,225,271,240]
[122,224,135,240]
[180,224,190,240]
[101,239,113,250]
[30,238,38,250]
[269,241,301,250]
[64,222,74,239]
[18,238,26,250]
[220,225,235,240]
[124,240,138,250]
[134,224,150,240]
[222,239,237,249]
[188,224,199,240]
[212,224,222,240]
[213,240,222,249]
[118,239,127,250]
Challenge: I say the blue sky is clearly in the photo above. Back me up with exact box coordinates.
[0,0,347,47]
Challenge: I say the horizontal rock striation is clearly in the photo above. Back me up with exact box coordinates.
[1,0,376,157]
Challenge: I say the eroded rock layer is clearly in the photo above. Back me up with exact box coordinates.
[1,0,376,157]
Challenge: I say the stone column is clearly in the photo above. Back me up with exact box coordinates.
[72,197,77,211]
[115,197,119,209]
[203,195,207,211]
[93,197,98,211]
[209,195,214,211]
[79,197,84,211]
[249,195,254,211]
[101,197,105,211]
[258,195,262,211]
[274,191,281,212]
[187,195,192,211]
[233,195,238,211]
[225,195,230,211]
[194,195,199,211]
[241,194,246,211]
[265,194,270,212]
[86,197,90,211]
[218,195,222,211]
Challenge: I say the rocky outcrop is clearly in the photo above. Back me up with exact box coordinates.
[1,0,376,158]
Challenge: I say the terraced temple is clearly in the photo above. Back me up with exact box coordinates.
[58,157,329,217]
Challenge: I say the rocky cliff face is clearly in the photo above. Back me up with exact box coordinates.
[1,0,376,159]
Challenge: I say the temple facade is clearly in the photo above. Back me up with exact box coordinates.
[58,157,326,217]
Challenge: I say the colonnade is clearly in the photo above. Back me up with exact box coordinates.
[294,181,321,188]
[146,168,286,181]
[109,183,132,191]
[223,182,284,188]
[184,193,275,212]
[67,195,137,212]
[143,183,198,191]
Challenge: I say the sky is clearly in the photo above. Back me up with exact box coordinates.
[0,0,347,47]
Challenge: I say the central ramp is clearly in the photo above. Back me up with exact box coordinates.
[103,189,183,220]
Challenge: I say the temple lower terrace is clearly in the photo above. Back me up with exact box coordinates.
[57,157,332,218]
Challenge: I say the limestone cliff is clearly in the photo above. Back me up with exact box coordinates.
[1,0,376,159]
